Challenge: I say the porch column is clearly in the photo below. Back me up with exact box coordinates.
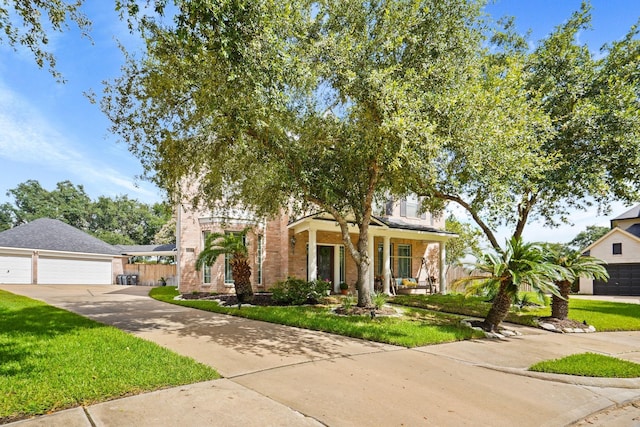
[308,227,318,281]
[333,245,341,293]
[368,232,375,293]
[383,235,391,295]
[439,241,447,294]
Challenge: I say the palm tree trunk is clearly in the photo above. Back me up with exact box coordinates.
[483,282,512,331]
[232,257,253,304]
[551,280,571,320]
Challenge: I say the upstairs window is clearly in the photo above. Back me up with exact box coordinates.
[400,195,427,219]
[612,243,622,255]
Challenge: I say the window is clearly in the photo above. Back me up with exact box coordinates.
[377,243,383,275]
[613,243,622,255]
[400,195,426,219]
[256,235,263,285]
[202,232,211,284]
[397,244,412,278]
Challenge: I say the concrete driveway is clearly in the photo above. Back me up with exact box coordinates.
[2,284,640,427]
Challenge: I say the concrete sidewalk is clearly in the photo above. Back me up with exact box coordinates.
[2,284,640,426]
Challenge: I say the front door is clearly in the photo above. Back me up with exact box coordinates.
[317,245,335,285]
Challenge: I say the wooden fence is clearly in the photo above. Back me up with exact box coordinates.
[123,264,177,286]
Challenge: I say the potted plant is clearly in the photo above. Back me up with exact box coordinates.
[339,282,349,295]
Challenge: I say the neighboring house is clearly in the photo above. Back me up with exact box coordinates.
[580,204,640,296]
[177,196,456,295]
[0,218,126,285]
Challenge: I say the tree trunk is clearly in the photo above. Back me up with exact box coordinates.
[356,233,372,308]
[483,282,512,331]
[551,280,571,320]
[232,256,253,304]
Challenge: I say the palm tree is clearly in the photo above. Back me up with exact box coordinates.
[456,237,562,332]
[196,228,253,304]
[545,245,608,320]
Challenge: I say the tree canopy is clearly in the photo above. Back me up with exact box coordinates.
[104,0,485,306]
[444,215,484,268]
[0,180,171,245]
[416,3,640,251]
[568,225,610,250]
[0,0,91,80]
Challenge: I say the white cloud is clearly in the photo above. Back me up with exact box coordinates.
[0,81,159,202]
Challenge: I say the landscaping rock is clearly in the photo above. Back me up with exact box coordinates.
[539,322,556,331]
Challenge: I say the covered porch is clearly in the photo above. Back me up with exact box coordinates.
[287,214,456,295]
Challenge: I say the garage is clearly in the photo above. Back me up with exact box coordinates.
[594,264,640,296]
[0,253,32,284]
[0,218,124,285]
[38,256,113,285]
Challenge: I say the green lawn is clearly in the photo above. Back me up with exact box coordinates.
[530,353,640,378]
[391,294,640,331]
[150,287,485,347]
[0,290,219,424]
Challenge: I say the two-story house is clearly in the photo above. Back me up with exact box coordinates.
[176,195,455,295]
[580,204,640,296]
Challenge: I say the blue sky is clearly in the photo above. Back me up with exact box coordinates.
[0,1,638,243]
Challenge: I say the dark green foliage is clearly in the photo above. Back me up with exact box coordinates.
[1,180,171,245]
[455,237,562,331]
[543,245,609,320]
[568,225,610,250]
[270,278,330,305]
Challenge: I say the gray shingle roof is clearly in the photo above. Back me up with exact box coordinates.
[374,216,456,235]
[0,218,121,255]
[624,223,640,239]
[116,244,176,253]
[613,204,640,221]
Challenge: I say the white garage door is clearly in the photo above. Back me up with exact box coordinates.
[38,257,112,285]
[0,255,32,284]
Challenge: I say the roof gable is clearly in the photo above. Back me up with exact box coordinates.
[612,204,640,221]
[584,226,640,252]
[0,218,120,255]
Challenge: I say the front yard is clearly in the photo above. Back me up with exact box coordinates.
[151,287,486,347]
[392,293,640,332]
[0,290,219,424]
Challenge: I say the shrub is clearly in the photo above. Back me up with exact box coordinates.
[309,279,331,300]
[373,292,387,309]
[271,277,328,305]
[341,295,355,310]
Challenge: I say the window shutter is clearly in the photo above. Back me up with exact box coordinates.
[400,199,406,217]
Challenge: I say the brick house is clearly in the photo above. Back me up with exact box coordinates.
[176,196,456,295]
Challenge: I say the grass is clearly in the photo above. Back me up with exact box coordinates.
[391,293,543,327]
[150,287,486,347]
[529,353,640,378]
[0,290,219,424]
[391,293,640,331]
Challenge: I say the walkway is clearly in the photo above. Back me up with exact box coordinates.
[2,285,640,427]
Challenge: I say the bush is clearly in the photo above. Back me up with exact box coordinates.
[271,277,329,305]
[373,292,387,309]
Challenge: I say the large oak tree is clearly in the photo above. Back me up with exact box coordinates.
[416,4,640,329]
[104,0,484,306]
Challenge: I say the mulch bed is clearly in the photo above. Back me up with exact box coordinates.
[537,316,591,330]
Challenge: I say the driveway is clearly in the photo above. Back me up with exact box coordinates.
[3,284,640,427]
